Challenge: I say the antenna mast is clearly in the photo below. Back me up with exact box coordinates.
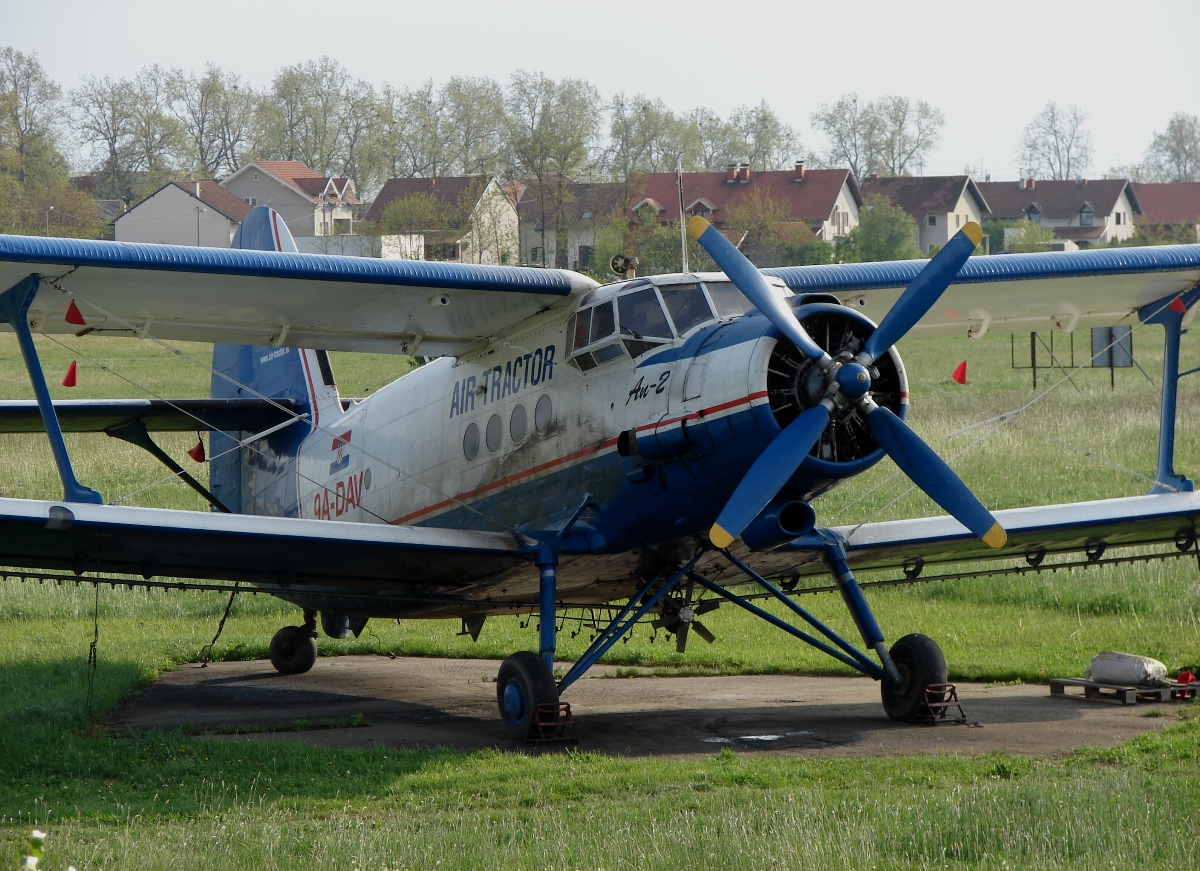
[677,158,689,274]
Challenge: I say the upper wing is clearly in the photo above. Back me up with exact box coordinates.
[0,234,597,356]
[765,244,1200,335]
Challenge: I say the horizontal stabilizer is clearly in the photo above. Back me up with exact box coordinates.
[0,398,305,433]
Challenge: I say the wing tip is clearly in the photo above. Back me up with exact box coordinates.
[687,215,711,240]
[983,522,1007,549]
[963,222,984,247]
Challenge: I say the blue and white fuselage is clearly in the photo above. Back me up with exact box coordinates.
[282,274,907,558]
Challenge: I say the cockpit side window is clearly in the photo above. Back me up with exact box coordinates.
[568,307,591,355]
[589,300,616,344]
[705,281,754,319]
[567,299,627,372]
[618,287,673,358]
[660,283,715,336]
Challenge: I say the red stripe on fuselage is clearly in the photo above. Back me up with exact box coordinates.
[390,390,770,525]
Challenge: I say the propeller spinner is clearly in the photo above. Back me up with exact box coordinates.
[686,216,1005,552]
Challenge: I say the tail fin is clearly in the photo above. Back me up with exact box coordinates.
[210,207,341,515]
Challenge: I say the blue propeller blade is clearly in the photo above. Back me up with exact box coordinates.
[861,223,983,364]
[710,403,831,548]
[865,404,1006,548]
[688,216,827,362]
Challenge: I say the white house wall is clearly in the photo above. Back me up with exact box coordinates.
[114,186,236,247]
[221,171,354,239]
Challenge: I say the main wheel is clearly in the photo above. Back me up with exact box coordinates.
[881,633,947,721]
[269,625,318,675]
[496,651,559,740]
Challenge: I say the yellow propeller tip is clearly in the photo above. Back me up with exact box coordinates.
[687,215,710,240]
[709,524,734,549]
[982,522,1007,549]
[962,222,984,247]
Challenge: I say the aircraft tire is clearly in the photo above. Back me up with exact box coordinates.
[496,651,559,740]
[881,633,946,721]
[269,625,318,675]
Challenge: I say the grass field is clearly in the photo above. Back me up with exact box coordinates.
[2,323,1199,869]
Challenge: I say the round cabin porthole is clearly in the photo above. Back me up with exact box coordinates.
[485,413,503,452]
[534,393,553,433]
[510,403,528,443]
[463,422,480,461]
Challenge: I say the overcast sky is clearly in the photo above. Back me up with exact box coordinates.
[8,0,1199,180]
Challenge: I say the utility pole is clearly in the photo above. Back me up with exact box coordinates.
[196,206,206,246]
[44,205,54,236]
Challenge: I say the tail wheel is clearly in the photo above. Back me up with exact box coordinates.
[269,625,318,675]
[881,633,947,721]
[496,651,559,740]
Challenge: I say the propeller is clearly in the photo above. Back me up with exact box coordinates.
[687,216,1005,551]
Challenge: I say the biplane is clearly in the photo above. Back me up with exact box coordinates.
[0,206,1197,738]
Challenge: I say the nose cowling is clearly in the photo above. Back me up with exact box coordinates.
[762,302,908,476]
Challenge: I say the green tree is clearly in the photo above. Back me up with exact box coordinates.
[724,185,831,267]
[633,221,715,275]
[1003,219,1055,253]
[836,193,919,262]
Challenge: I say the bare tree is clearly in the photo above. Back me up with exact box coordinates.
[71,75,137,200]
[811,93,882,179]
[125,66,186,184]
[442,76,505,176]
[174,64,256,178]
[1144,112,1200,182]
[1018,102,1093,180]
[873,95,943,176]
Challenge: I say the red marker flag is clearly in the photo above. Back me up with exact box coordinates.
[62,360,78,387]
[951,360,967,385]
[187,439,206,463]
[1170,297,1188,314]
[64,300,86,325]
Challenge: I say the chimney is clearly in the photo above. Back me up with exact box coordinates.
[725,163,738,183]
[1023,178,1036,190]
[794,160,806,181]
[869,173,880,179]
[738,163,751,183]
[194,181,201,197]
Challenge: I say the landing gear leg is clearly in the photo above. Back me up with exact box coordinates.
[496,550,560,740]
[269,608,318,675]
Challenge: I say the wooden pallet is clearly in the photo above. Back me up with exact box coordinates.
[1050,677,1197,705]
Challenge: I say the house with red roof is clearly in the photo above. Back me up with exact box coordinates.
[860,175,990,253]
[1130,182,1200,243]
[114,180,252,247]
[221,161,361,244]
[363,175,518,265]
[514,163,861,272]
[975,178,1140,248]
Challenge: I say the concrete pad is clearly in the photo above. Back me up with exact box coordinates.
[109,655,1180,757]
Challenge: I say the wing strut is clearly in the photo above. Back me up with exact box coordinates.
[1140,287,1200,494]
[106,420,231,513]
[0,274,102,504]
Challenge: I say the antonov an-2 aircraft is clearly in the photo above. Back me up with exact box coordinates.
[0,206,1198,739]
